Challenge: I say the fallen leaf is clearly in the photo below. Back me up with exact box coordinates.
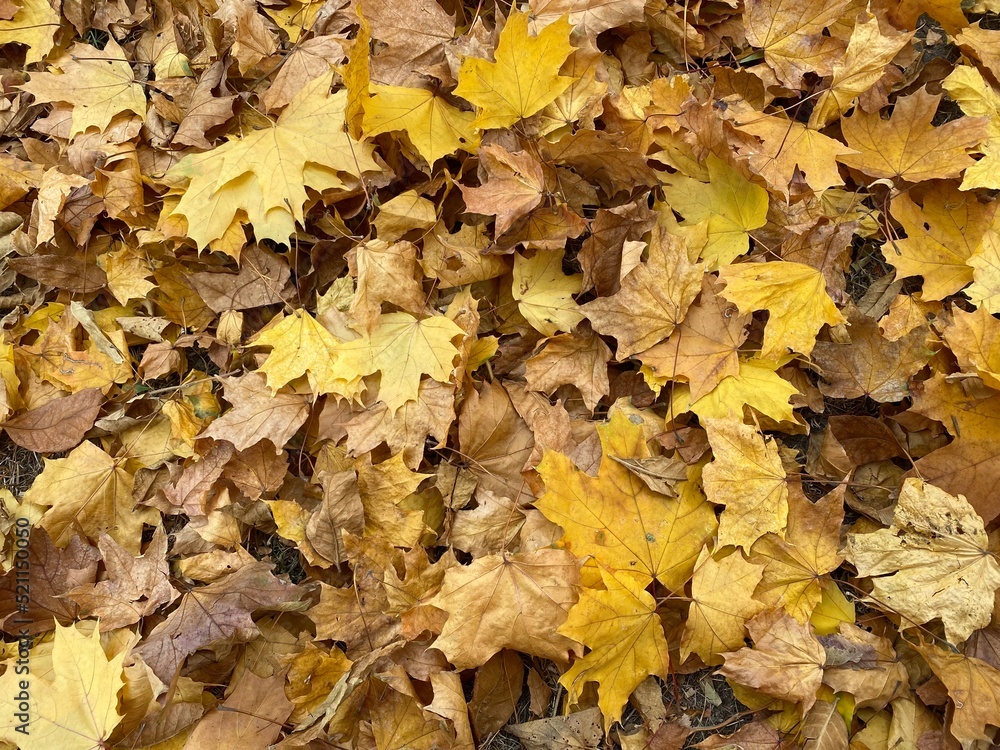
[536,408,717,588]
[558,565,670,729]
[843,477,1000,644]
[1,387,103,453]
[454,11,577,130]
[702,418,789,551]
[428,548,581,668]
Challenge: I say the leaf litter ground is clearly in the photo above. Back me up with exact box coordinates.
[4,2,1000,750]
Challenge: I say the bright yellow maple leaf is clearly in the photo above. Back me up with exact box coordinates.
[665,356,802,426]
[968,225,1000,314]
[536,408,717,589]
[719,261,845,361]
[843,477,1000,644]
[24,441,158,554]
[681,546,765,665]
[886,186,993,301]
[20,39,146,137]
[702,418,789,551]
[363,85,480,165]
[942,65,1000,190]
[454,11,577,131]
[0,623,126,750]
[512,250,585,337]
[558,565,669,730]
[661,156,768,268]
[162,74,379,249]
[338,312,465,413]
[254,309,363,398]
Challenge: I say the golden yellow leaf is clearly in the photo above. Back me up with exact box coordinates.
[751,488,845,623]
[702,418,789,551]
[25,441,158,554]
[968,226,1000,314]
[943,307,1000,390]
[0,0,59,63]
[719,261,845,361]
[21,39,146,137]
[0,622,126,750]
[364,84,480,165]
[454,11,577,131]
[428,549,582,668]
[839,87,987,182]
[681,546,765,665]
[163,74,379,248]
[337,312,465,413]
[843,477,1000,644]
[512,250,585,337]
[558,566,669,730]
[536,408,717,588]
[886,186,994,300]
[661,156,768,268]
[942,65,1000,190]
[666,356,802,426]
[254,309,362,398]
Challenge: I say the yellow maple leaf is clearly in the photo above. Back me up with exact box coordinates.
[338,312,465,413]
[0,623,126,750]
[162,73,379,249]
[838,87,987,183]
[943,307,1000,389]
[942,65,1000,190]
[661,156,768,268]
[681,546,766,665]
[844,477,1000,644]
[968,226,1000,314]
[558,565,669,730]
[702,418,789,551]
[886,186,994,301]
[512,250,585,337]
[719,261,845,361]
[666,356,802,426]
[364,84,480,165]
[0,0,60,63]
[536,408,717,589]
[24,441,159,554]
[454,11,577,131]
[254,309,363,398]
[21,39,146,137]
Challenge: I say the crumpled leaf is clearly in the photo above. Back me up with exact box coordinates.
[843,477,1000,644]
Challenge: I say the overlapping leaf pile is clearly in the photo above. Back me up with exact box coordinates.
[3,0,1000,747]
